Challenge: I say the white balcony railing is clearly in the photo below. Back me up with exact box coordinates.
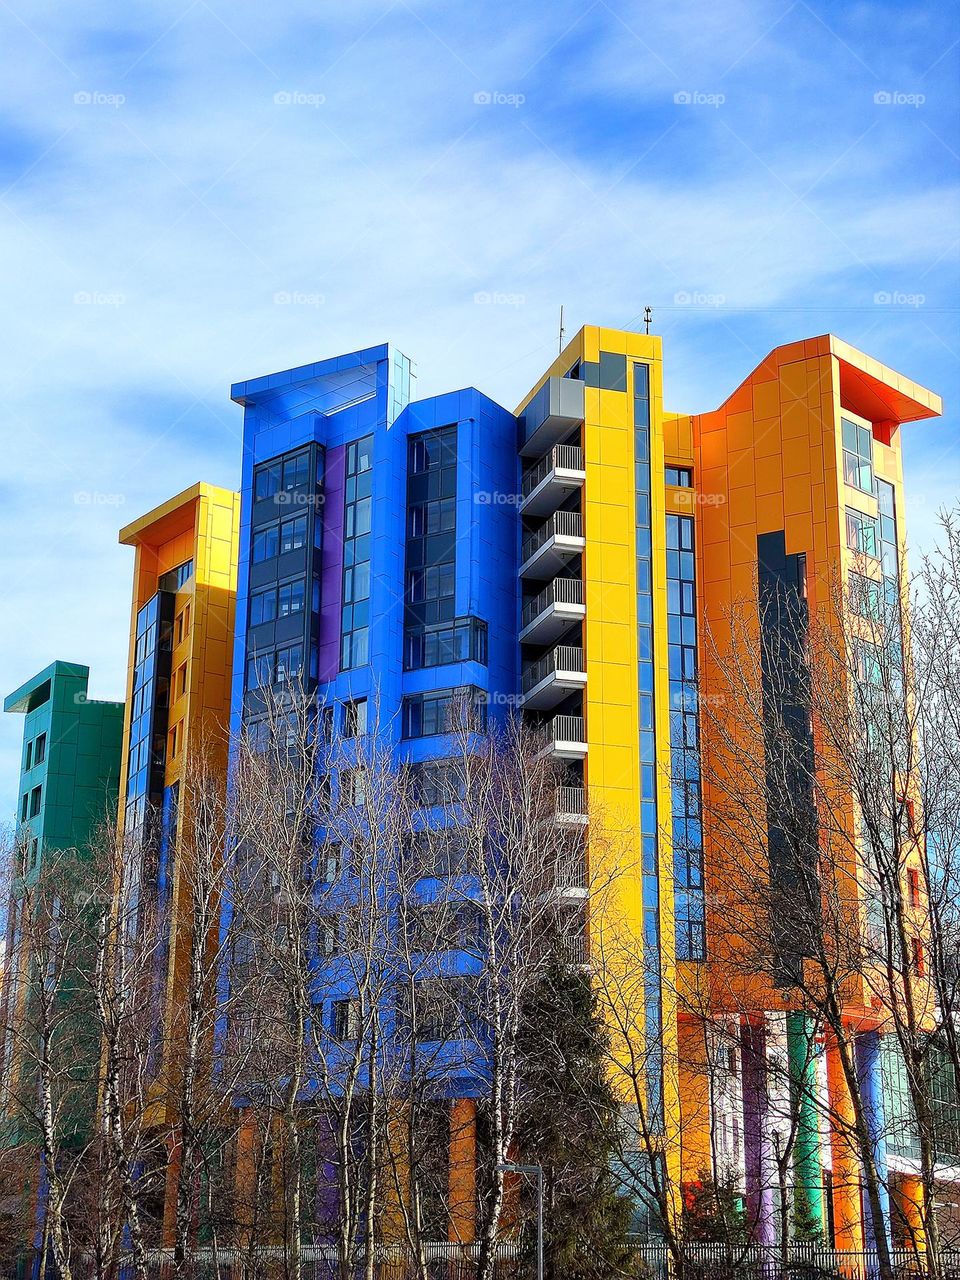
[521,444,584,498]
[550,714,586,745]
[521,510,583,565]
[522,645,584,695]
[556,785,586,818]
[521,577,583,630]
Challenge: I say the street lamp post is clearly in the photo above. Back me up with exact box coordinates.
[496,1161,544,1280]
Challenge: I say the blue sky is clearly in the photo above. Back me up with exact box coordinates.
[0,0,957,818]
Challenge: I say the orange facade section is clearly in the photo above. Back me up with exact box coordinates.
[672,337,939,1025]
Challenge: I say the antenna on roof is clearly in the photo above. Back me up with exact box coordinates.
[558,305,565,354]
[644,306,653,335]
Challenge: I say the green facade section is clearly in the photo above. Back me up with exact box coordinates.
[5,660,124,878]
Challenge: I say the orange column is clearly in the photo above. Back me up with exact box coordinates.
[234,1110,258,1250]
[896,1175,926,1255]
[448,1097,477,1244]
[162,1132,183,1248]
[826,1032,864,1251]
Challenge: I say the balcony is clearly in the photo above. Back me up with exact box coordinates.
[520,511,585,580]
[540,714,587,760]
[521,646,586,710]
[520,577,585,645]
[555,785,588,825]
[520,445,585,518]
[519,376,585,458]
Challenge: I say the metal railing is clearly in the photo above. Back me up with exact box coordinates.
[520,510,583,564]
[550,713,586,744]
[521,645,584,694]
[521,576,583,629]
[556,785,586,817]
[521,443,584,497]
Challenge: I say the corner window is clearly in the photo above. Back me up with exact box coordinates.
[842,417,874,496]
[846,508,879,559]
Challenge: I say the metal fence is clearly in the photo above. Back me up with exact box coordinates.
[12,1243,960,1280]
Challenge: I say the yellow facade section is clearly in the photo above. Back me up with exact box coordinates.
[117,482,239,1137]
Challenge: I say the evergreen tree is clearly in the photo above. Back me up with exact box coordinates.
[516,958,643,1279]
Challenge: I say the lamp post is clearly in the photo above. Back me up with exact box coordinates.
[497,1161,543,1280]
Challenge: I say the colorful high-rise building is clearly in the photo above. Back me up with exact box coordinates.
[0,662,123,1236]
[116,481,240,1231]
[227,326,947,1249]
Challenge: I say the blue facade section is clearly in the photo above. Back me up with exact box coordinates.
[226,349,520,1095]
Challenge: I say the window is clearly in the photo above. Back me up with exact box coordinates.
[280,515,307,554]
[20,793,28,822]
[29,786,42,818]
[175,605,190,645]
[318,918,339,957]
[849,571,881,620]
[174,664,187,700]
[168,722,179,761]
[402,977,466,1042]
[158,560,194,593]
[405,617,487,670]
[665,466,693,488]
[341,435,374,671]
[911,937,926,977]
[409,497,455,537]
[407,563,455,605]
[581,352,627,391]
[846,508,879,559]
[246,651,272,690]
[842,417,874,495]
[331,998,361,1040]
[254,461,281,501]
[342,698,367,738]
[410,429,456,474]
[24,740,32,771]
[281,450,309,491]
[343,768,366,808]
[278,578,305,617]
[403,687,486,739]
[275,644,303,687]
[856,640,883,687]
[907,868,921,908]
[253,525,279,563]
[249,587,277,627]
